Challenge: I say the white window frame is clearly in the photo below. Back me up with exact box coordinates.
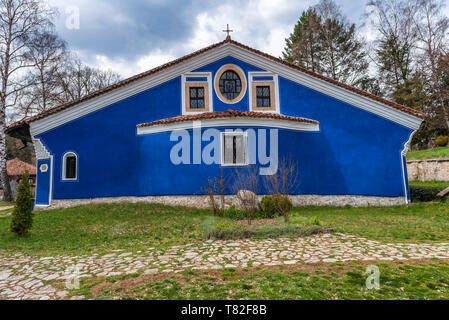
[62,152,78,181]
[181,72,213,115]
[220,131,248,166]
[248,71,280,113]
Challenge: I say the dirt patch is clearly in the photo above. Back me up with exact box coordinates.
[234,219,281,226]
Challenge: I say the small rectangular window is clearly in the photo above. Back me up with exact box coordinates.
[189,87,205,109]
[221,132,247,166]
[256,86,271,108]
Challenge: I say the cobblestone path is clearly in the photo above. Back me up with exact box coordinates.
[1,233,448,300]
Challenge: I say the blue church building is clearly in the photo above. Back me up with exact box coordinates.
[7,37,424,208]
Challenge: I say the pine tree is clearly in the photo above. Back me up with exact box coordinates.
[10,170,34,237]
[282,0,371,89]
[375,33,414,97]
[282,9,323,74]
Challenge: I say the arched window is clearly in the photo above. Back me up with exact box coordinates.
[62,152,77,180]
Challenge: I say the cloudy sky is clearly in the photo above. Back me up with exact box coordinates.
[45,0,449,78]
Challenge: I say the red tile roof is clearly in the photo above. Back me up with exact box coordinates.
[137,109,319,128]
[7,158,36,176]
[7,37,425,131]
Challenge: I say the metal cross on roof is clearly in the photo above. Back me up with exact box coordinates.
[222,24,233,37]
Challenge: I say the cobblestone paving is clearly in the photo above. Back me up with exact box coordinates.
[1,233,449,300]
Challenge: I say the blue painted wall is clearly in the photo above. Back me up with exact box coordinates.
[34,56,413,202]
[35,158,51,205]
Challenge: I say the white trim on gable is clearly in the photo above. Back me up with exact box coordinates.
[29,41,423,136]
[225,44,423,130]
[136,118,320,135]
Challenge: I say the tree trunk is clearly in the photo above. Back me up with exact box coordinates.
[0,105,12,202]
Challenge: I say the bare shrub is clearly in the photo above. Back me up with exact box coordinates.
[232,166,259,225]
[205,168,229,216]
[263,157,299,222]
[264,157,299,195]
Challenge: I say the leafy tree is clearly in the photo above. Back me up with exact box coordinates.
[10,169,34,236]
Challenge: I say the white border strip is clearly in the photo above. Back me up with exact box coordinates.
[29,42,423,136]
[400,130,416,204]
[137,117,319,135]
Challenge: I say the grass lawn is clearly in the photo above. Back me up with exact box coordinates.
[0,203,210,256]
[67,259,449,300]
[1,202,449,256]
[409,180,449,189]
[291,202,449,243]
[407,147,449,160]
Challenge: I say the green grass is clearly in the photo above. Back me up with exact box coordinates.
[201,216,329,240]
[407,147,449,160]
[409,180,449,190]
[1,201,449,256]
[69,259,449,300]
[291,202,449,243]
[0,203,209,256]
[0,201,12,207]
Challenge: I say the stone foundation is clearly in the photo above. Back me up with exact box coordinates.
[39,194,406,210]
[407,158,449,181]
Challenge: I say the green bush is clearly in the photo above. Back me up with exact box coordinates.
[260,194,293,221]
[272,194,293,222]
[306,216,323,226]
[260,195,278,218]
[435,136,449,147]
[223,205,244,220]
[410,186,441,202]
[10,170,34,237]
[201,216,332,240]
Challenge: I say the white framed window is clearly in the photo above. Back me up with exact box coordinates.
[62,152,78,181]
[220,131,248,166]
[181,72,213,115]
[248,71,280,113]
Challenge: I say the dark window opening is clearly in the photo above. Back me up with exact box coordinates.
[189,87,205,109]
[219,70,242,100]
[65,156,77,179]
[256,86,271,108]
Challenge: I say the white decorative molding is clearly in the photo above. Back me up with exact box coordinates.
[32,138,51,159]
[29,42,423,136]
[62,152,78,181]
[39,164,48,173]
[400,130,416,204]
[181,72,213,115]
[248,71,280,114]
[226,44,423,130]
[213,64,247,104]
[137,118,320,135]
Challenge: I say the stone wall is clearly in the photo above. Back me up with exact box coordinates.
[39,194,406,210]
[407,158,449,181]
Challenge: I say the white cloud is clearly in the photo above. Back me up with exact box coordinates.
[64,0,314,77]
[77,50,177,78]
[183,0,312,58]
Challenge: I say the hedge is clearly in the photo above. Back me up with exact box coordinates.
[201,217,333,240]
